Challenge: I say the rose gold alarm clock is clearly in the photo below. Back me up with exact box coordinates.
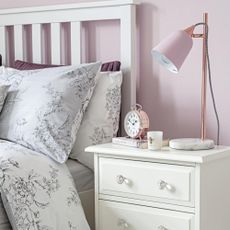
[124,104,149,139]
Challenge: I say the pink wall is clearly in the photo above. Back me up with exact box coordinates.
[1,0,230,145]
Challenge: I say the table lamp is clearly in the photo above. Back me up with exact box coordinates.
[152,13,220,150]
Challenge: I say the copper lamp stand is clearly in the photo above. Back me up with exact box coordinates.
[169,13,215,150]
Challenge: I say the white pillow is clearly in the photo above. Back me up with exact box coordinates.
[0,84,10,112]
[70,71,122,169]
[0,63,101,163]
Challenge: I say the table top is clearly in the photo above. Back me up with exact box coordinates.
[86,143,230,164]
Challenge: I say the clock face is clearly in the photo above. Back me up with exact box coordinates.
[124,111,141,138]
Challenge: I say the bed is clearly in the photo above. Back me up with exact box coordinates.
[0,159,94,229]
[0,0,138,229]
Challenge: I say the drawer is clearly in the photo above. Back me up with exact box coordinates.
[99,158,195,206]
[99,200,194,230]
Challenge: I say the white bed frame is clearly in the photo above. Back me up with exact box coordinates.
[0,1,138,229]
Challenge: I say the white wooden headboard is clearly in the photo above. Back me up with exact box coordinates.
[0,0,138,132]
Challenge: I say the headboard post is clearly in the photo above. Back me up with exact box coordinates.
[120,4,137,135]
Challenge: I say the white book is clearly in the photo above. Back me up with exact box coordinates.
[112,137,148,149]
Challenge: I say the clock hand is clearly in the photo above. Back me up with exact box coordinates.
[128,118,135,125]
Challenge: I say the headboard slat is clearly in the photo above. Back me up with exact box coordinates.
[14,25,24,61]
[51,22,61,64]
[70,21,81,65]
[0,0,138,135]
[32,24,42,63]
[0,27,6,66]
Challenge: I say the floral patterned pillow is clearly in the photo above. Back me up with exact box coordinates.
[0,84,10,112]
[70,71,122,169]
[0,63,101,163]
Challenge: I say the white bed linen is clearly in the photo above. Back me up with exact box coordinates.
[70,71,122,170]
[0,159,94,229]
[0,206,10,229]
[0,140,91,230]
[66,159,94,193]
[0,63,100,164]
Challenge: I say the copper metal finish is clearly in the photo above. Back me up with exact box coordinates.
[185,13,208,140]
[184,25,195,36]
[201,13,208,140]
[184,26,203,38]
[192,33,203,38]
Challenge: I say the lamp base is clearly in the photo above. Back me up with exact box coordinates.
[169,138,215,150]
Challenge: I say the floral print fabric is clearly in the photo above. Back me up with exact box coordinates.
[0,139,90,230]
[70,71,122,170]
[0,63,101,163]
[0,84,10,113]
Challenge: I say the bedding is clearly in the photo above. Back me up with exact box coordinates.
[12,60,122,170]
[66,159,94,193]
[0,206,10,230]
[70,71,122,169]
[0,139,90,230]
[0,84,10,113]
[14,60,61,70]
[14,60,121,72]
[0,63,101,163]
[0,158,94,229]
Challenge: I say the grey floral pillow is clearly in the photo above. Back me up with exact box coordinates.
[0,140,90,230]
[70,71,122,169]
[0,63,101,163]
[0,84,10,112]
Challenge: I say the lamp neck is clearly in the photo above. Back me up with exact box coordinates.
[184,25,196,36]
[184,13,208,39]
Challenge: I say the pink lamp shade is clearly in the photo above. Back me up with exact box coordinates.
[151,30,193,73]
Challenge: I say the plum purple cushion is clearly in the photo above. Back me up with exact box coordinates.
[14,60,61,70]
[14,60,121,71]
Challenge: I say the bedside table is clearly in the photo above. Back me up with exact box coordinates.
[86,143,230,230]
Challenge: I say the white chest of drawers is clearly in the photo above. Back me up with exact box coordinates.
[86,143,230,230]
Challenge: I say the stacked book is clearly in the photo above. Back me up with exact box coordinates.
[112,137,148,149]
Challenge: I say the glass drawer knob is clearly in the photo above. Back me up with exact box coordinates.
[117,175,131,185]
[118,219,129,228]
[158,225,168,230]
[158,180,175,192]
